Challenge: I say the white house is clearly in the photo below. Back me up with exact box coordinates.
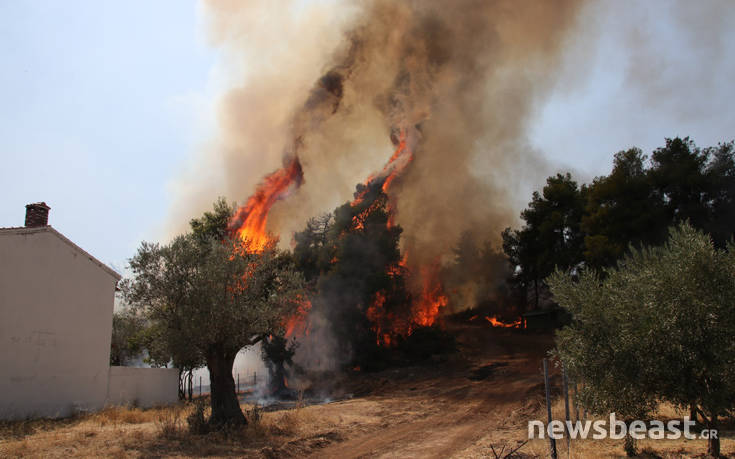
[0,203,178,420]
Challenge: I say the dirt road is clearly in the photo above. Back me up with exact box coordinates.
[280,328,553,458]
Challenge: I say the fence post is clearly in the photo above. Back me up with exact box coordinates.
[199,376,202,396]
[253,371,257,386]
[562,364,571,459]
[543,358,558,459]
[237,373,240,393]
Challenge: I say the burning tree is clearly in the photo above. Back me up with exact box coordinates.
[122,200,305,426]
[293,167,457,367]
[294,179,411,365]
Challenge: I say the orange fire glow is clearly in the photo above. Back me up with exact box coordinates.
[284,296,312,339]
[351,198,383,231]
[412,264,448,327]
[229,157,304,252]
[485,316,522,328]
[387,253,408,277]
[366,290,391,346]
[349,129,455,346]
[365,260,449,347]
[351,130,412,207]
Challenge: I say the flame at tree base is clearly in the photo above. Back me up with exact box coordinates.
[366,260,449,348]
[411,264,448,328]
[485,316,522,328]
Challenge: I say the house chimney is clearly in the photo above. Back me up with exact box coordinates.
[25,202,50,227]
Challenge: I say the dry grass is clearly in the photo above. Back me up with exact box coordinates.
[0,401,323,458]
[1,396,732,458]
[515,398,735,458]
[95,405,161,426]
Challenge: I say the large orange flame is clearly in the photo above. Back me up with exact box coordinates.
[366,290,393,346]
[229,157,304,252]
[285,296,312,339]
[349,129,454,346]
[412,263,448,327]
[228,157,308,343]
[352,130,412,207]
[365,258,449,347]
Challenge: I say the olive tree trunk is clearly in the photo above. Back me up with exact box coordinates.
[206,350,246,426]
[707,414,719,458]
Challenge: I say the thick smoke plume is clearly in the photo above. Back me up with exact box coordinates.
[161,1,735,383]
[162,0,587,381]
[200,0,583,269]
[200,0,584,373]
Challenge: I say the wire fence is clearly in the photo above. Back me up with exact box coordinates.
[187,370,269,398]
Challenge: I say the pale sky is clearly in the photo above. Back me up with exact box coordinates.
[2,0,734,273]
[0,0,214,273]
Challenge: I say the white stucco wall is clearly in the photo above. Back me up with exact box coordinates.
[107,367,179,408]
[0,227,120,419]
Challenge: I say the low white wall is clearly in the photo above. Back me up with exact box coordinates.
[107,367,179,408]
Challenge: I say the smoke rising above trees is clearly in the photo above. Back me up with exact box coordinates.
[170,0,585,268]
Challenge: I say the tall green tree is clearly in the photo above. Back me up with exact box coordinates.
[189,197,236,243]
[649,137,710,229]
[582,148,667,269]
[550,223,735,457]
[122,202,305,426]
[703,141,735,247]
[502,173,586,309]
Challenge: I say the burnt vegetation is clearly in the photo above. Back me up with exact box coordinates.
[293,179,454,371]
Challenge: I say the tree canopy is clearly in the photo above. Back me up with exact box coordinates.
[549,223,735,456]
[109,308,145,366]
[293,182,410,364]
[504,137,735,310]
[121,201,306,425]
[502,173,586,309]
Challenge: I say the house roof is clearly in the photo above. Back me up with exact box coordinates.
[0,226,122,281]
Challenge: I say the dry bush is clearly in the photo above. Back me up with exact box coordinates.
[154,406,185,439]
[94,405,152,426]
[236,403,310,439]
[263,407,311,437]
[186,398,210,435]
[0,414,86,440]
[248,403,263,425]
[0,419,36,439]
[0,438,31,457]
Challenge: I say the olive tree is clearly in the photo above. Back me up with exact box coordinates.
[549,223,735,457]
[121,234,305,425]
[109,309,145,366]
